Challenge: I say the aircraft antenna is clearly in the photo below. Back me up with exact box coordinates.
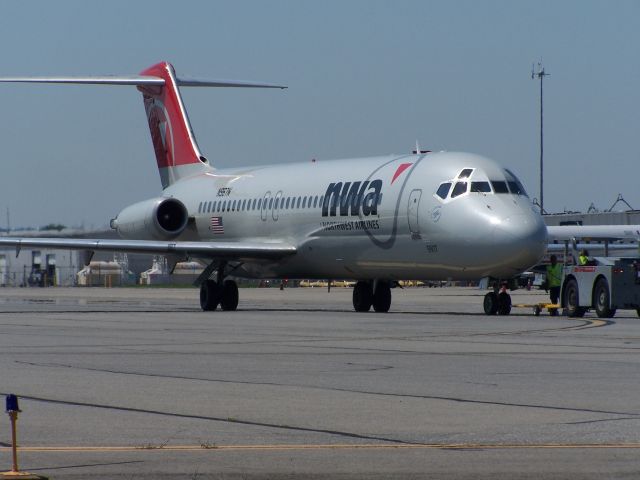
[531,61,549,214]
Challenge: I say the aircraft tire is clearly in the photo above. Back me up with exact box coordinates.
[593,278,616,318]
[220,280,239,311]
[353,281,373,312]
[200,280,221,311]
[483,292,498,315]
[372,281,392,313]
[564,278,586,318]
[497,292,512,315]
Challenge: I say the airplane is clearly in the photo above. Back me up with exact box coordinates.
[0,61,551,314]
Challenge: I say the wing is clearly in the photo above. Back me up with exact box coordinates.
[547,225,640,241]
[0,238,296,260]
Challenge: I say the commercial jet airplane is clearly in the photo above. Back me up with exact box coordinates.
[0,61,551,314]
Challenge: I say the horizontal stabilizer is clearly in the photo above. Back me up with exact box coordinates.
[0,76,286,89]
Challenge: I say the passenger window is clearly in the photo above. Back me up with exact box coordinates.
[313,196,318,208]
[297,197,301,208]
[470,181,491,193]
[458,168,473,179]
[269,198,273,209]
[491,181,509,194]
[257,199,261,210]
[451,182,468,198]
[319,196,324,208]
[232,200,237,211]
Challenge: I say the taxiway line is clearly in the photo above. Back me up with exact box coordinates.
[3,443,640,452]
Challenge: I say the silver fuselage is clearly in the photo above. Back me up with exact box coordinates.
[164,151,548,281]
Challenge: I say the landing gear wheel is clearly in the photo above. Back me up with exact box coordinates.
[220,280,239,311]
[483,292,498,315]
[200,280,221,311]
[533,305,541,316]
[353,281,373,312]
[372,281,392,313]
[564,278,586,318]
[594,278,616,318]
[497,291,512,316]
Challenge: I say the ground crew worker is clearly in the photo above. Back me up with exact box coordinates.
[578,249,590,266]
[546,254,562,316]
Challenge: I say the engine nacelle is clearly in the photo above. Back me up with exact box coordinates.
[111,197,189,240]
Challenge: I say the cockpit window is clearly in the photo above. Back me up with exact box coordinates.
[436,182,452,199]
[451,181,468,198]
[491,181,509,194]
[507,181,523,195]
[458,168,474,179]
[505,169,529,197]
[470,181,491,193]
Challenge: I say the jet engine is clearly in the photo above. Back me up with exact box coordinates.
[111,197,189,240]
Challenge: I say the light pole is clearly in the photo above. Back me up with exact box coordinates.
[531,62,549,214]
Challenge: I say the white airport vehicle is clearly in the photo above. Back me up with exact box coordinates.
[561,258,640,318]
[0,61,551,313]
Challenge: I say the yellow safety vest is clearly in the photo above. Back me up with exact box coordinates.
[578,255,589,266]
[546,263,562,288]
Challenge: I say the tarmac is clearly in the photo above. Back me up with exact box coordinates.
[0,286,639,479]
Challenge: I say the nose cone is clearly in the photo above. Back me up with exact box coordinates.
[493,209,547,272]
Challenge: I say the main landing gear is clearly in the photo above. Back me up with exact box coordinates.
[199,261,239,311]
[353,280,392,312]
[483,282,512,316]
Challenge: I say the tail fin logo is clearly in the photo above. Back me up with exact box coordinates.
[144,97,175,168]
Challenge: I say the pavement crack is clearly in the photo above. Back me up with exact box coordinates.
[0,391,412,446]
[15,361,640,418]
[564,416,640,425]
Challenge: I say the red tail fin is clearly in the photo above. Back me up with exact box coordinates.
[138,62,209,188]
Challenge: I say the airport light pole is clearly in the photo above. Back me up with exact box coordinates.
[531,62,549,214]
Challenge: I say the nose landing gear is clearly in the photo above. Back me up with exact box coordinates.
[483,282,512,315]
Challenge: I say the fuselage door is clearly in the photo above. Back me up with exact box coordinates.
[408,189,422,238]
[272,191,282,221]
[261,191,271,222]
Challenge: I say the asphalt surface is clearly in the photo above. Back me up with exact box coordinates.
[0,286,639,479]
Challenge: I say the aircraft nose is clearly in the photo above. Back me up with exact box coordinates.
[493,211,548,270]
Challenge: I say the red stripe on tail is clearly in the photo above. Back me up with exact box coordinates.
[138,62,205,171]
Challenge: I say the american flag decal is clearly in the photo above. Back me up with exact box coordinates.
[210,216,224,234]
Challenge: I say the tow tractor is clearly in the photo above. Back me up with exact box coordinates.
[561,257,640,318]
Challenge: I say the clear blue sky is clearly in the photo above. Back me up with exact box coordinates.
[0,0,638,228]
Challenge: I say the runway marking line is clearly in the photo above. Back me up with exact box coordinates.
[3,443,640,453]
